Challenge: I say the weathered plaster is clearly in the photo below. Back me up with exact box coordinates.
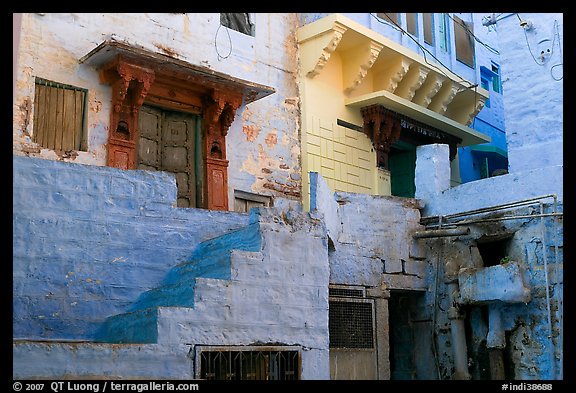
[14,13,302,206]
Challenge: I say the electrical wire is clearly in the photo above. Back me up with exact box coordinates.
[550,19,563,81]
[519,14,562,81]
[446,13,500,55]
[518,12,552,67]
[214,21,232,61]
[370,13,486,127]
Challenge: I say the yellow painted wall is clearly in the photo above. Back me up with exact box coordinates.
[301,52,378,211]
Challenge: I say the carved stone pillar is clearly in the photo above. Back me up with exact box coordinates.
[360,104,402,170]
[100,57,155,169]
[202,89,243,210]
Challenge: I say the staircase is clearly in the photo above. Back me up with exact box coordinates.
[95,221,263,344]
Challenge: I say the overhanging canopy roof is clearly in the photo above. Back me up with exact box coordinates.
[79,40,275,104]
[297,13,490,147]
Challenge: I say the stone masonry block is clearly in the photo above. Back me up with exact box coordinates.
[383,259,403,274]
[403,260,428,278]
[383,273,427,290]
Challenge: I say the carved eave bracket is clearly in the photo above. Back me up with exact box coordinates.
[429,82,465,115]
[464,96,488,126]
[360,104,402,170]
[301,22,348,78]
[412,73,446,108]
[343,40,384,95]
[394,64,431,101]
[100,57,155,169]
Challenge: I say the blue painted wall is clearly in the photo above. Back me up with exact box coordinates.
[13,156,250,340]
[458,14,508,184]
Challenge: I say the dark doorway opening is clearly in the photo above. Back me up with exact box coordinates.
[389,290,435,379]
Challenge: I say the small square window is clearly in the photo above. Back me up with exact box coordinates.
[234,189,272,213]
[491,64,501,93]
[33,78,87,152]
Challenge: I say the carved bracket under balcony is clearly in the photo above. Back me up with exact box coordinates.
[360,104,402,170]
[300,22,348,78]
[202,89,243,210]
[100,57,155,169]
[343,40,384,95]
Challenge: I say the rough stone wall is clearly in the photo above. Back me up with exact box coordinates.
[13,155,249,340]
[424,205,563,380]
[13,342,194,380]
[310,172,427,289]
[414,142,562,380]
[13,13,302,205]
[152,208,331,380]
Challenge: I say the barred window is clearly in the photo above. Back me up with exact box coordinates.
[196,346,300,380]
[33,78,87,152]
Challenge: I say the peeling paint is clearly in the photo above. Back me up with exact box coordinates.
[90,100,102,113]
[264,131,278,149]
[17,97,32,134]
[242,124,260,142]
[153,43,179,58]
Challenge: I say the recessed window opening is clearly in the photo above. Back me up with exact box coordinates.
[477,236,513,267]
[423,13,434,45]
[377,13,400,25]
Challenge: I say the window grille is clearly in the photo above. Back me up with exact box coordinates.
[329,286,365,298]
[196,346,300,380]
[33,78,87,152]
[329,285,375,349]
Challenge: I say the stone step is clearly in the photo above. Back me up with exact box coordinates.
[129,280,196,311]
[163,222,261,285]
[97,222,264,343]
[95,308,159,344]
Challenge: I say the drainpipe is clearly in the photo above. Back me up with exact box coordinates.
[486,304,506,380]
[540,202,556,379]
[446,279,471,380]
